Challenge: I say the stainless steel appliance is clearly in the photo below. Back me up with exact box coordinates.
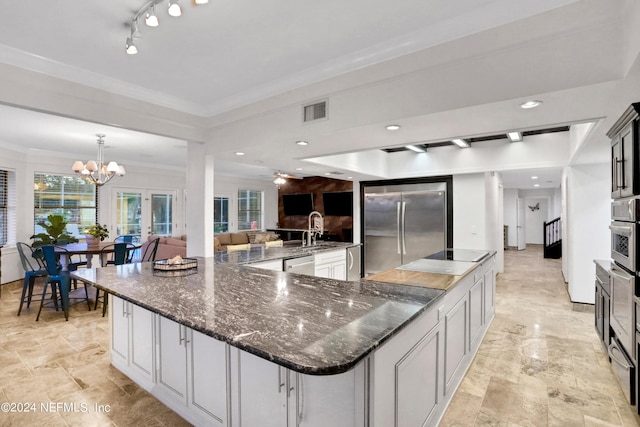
[609,335,636,404]
[284,256,315,275]
[610,220,637,272]
[363,182,447,275]
[610,263,636,356]
[346,245,361,281]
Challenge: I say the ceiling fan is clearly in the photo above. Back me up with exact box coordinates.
[273,171,303,185]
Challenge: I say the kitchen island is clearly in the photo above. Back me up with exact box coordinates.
[72,244,496,427]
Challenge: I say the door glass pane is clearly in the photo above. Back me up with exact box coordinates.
[214,197,229,233]
[152,194,173,236]
[238,190,262,231]
[116,192,142,238]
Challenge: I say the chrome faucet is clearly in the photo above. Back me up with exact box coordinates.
[307,211,324,246]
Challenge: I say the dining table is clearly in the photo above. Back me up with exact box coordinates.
[54,241,140,270]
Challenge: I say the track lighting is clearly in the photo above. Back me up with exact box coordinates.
[128,0,208,55]
[452,138,470,148]
[167,0,182,17]
[145,5,159,27]
[125,37,138,55]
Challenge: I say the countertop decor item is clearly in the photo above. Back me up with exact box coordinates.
[153,256,197,271]
[84,224,109,247]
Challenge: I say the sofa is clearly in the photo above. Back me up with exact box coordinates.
[149,235,187,259]
[215,231,281,252]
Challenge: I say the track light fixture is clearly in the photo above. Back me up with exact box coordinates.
[127,0,207,54]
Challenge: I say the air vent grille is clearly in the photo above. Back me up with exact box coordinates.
[303,101,327,122]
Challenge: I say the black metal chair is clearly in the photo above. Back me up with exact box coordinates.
[36,245,91,321]
[16,242,48,316]
[94,242,131,316]
[134,237,160,262]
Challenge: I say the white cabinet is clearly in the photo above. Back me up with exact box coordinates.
[484,264,496,322]
[249,259,283,271]
[314,249,347,280]
[444,295,467,396]
[155,316,229,426]
[110,296,155,390]
[234,349,365,427]
[468,276,484,350]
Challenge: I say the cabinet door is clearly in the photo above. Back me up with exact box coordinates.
[189,329,228,426]
[157,316,188,403]
[331,260,347,280]
[396,327,441,427]
[468,277,484,350]
[130,303,155,380]
[619,122,636,198]
[314,264,332,279]
[444,296,467,396]
[110,296,129,362]
[612,135,622,199]
[484,267,495,322]
[238,351,286,427]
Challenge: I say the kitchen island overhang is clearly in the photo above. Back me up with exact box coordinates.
[72,245,496,427]
[72,255,445,375]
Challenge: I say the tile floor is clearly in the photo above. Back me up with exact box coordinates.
[0,246,638,426]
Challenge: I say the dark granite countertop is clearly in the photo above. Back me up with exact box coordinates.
[72,242,444,375]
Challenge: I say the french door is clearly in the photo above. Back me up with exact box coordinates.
[113,188,177,241]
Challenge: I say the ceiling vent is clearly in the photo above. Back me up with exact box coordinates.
[303,100,327,122]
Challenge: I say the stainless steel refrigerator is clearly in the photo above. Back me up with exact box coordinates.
[363,182,447,275]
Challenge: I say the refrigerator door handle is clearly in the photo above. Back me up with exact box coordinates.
[397,202,402,254]
[401,201,407,255]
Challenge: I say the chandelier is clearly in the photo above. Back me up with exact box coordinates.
[72,134,126,186]
[126,0,209,55]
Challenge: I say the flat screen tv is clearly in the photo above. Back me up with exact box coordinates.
[282,193,314,216]
[322,191,353,216]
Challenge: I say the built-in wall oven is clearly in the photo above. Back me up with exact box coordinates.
[611,198,640,272]
[610,263,636,358]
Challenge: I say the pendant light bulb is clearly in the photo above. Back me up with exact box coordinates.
[145,5,159,27]
[168,0,182,17]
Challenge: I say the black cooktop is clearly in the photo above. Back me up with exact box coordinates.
[425,249,489,262]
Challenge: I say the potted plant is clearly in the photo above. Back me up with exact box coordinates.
[84,224,109,247]
[30,214,79,247]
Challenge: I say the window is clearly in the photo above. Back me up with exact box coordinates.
[34,174,97,238]
[214,196,229,233]
[237,189,262,231]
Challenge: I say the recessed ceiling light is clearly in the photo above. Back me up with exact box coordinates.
[406,145,426,153]
[507,131,523,142]
[533,184,540,187]
[295,167,302,171]
[386,125,401,131]
[531,176,538,179]
[452,138,470,148]
[235,152,244,156]
[348,176,353,180]
[324,172,331,176]
[296,140,308,146]
[520,100,542,109]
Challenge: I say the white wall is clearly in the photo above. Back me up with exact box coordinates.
[503,189,518,247]
[564,163,610,303]
[453,174,486,250]
[485,172,504,273]
[523,198,548,244]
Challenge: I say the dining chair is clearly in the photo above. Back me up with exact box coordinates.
[36,245,91,321]
[16,242,48,316]
[95,242,131,316]
[135,237,160,262]
[114,235,141,244]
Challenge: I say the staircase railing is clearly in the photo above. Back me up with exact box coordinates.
[543,217,562,258]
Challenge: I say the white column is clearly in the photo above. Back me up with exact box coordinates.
[186,142,214,257]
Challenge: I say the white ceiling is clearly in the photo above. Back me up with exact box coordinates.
[0,0,636,189]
